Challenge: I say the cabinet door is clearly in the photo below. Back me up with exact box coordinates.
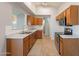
[55,34,57,47]
[31,16,35,25]
[7,39,23,56]
[34,18,43,25]
[32,32,36,44]
[31,33,35,45]
[60,37,63,55]
[38,18,42,25]
[23,36,30,56]
[70,6,78,25]
[66,6,78,25]
[27,15,31,25]
[55,34,59,53]
[36,30,42,39]
[27,15,34,25]
[32,17,36,25]
[6,39,12,56]
[66,8,71,25]
[29,34,33,49]
[56,15,59,21]
[60,12,64,19]
[34,17,38,25]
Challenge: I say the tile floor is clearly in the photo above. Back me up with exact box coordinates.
[27,36,59,56]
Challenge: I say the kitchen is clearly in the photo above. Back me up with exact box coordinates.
[0,2,79,56]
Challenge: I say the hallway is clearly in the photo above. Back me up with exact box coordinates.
[28,36,59,56]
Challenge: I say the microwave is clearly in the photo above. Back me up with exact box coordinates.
[59,17,66,26]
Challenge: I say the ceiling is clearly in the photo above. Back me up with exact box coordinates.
[32,2,65,8]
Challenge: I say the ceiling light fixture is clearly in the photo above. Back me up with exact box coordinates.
[41,2,47,6]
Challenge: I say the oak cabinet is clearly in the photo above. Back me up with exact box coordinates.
[65,5,78,25]
[36,30,42,39]
[29,32,36,49]
[23,36,30,56]
[6,39,12,56]
[33,17,43,25]
[60,12,65,19]
[56,5,79,25]
[56,15,60,21]
[54,33,60,53]
[36,18,43,25]
[6,31,38,56]
[59,37,63,55]
[65,7,71,25]
[59,36,79,56]
[6,39,23,56]
[27,15,43,25]
[27,15,34,25]
[54,34,79,56]
[56,11,65,21]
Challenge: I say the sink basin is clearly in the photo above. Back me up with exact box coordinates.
[28,27,36,30]
[19,31,32,34]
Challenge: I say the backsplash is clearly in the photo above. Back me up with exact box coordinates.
[73,25,79,35]
[5,25,28,35]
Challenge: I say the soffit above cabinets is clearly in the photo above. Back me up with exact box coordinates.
[32,2,65,8]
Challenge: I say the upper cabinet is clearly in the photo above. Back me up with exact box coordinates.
[36,18,43,25]
[56,11,65,21]
[27,15,43,25]
[65,5,78,25]
[56,5,79,25]
[27,15,34,25]
[56,14,60,21]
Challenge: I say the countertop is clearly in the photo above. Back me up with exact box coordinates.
[60,34,79,39]
[6,25,43,39]
[6,30,37,39]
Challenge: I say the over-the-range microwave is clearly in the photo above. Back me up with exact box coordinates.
[59,17,66,26]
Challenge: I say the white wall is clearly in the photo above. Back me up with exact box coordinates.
[36,7,52,15]
[24,2,36,14]
[49,8,64,39]
[6,3,29,35]
[0,3,12,55]
[73,25,79,35]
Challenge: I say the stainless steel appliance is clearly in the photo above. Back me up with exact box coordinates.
[55,32,64,53]
[64,26,73,35]
[59,17,66,26]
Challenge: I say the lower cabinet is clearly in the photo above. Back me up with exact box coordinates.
[59,37,63,55]
[55,33,60,53]
[6,31,37,56]
[59,36,79,56]
[6,39,12,56]
[23,36,30,56]
[36,30,42,39]
[6,39,23,56]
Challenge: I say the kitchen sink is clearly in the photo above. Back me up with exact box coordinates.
[19,31,32,34]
